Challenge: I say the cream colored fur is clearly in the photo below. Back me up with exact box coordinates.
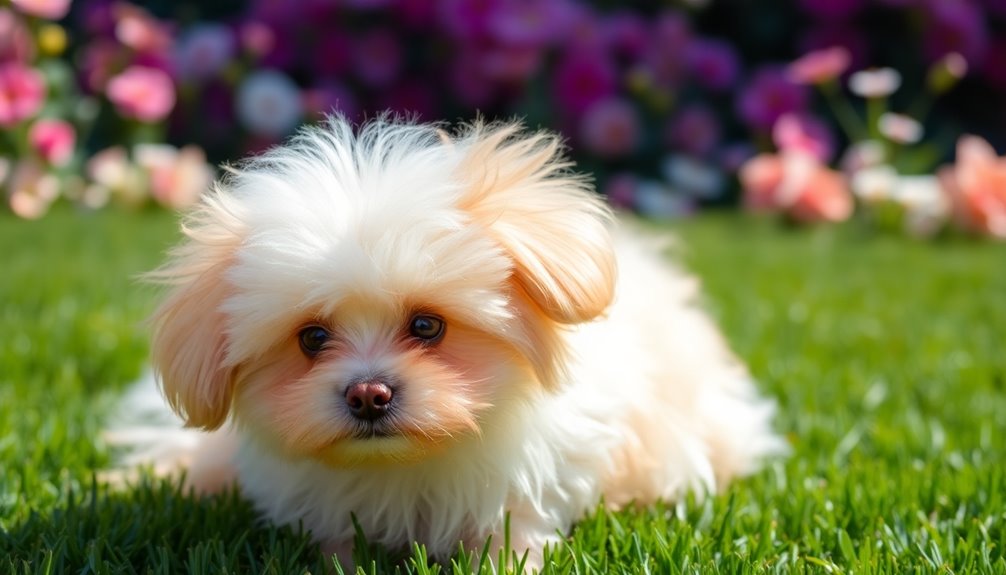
[110,116,786,569]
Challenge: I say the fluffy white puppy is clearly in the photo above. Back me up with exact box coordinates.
[128,116,784,567]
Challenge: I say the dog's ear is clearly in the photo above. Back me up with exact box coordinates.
[147,195,245,430]
[457,122,616,325]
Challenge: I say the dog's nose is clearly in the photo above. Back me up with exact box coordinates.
[344,380,394,421]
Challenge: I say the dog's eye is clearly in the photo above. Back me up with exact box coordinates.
[298,326,330,356]
[408,314,445,344]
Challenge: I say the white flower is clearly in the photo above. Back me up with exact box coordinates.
[891,175,949,237]
[849,68,901,98]
[851,165,898,203]
[879,113,923,144]
[175,24,235,82]
[237,70,304,137]
[841,140,887,175]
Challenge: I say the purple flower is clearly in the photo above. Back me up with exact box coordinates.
[174,24,235,82]
[303,81,360,122]
[797,0,866,20]
[481,45,543,83]
[312,32,352,77]
[564,4,607,51]
[798,25,868,72]
[438,0,500,41]
[719,142,756,174]
[352,28,402,88]
[449,49,495,108]
[552,49,618,118]
[396,0,437,28]
[380,80,436,120]
[667,104,721,158]
[488,0,574,47]
[603,11,649,60]
[603,172,638,209]
[643,9,692,87]
[924,0,988,65]
[736,66,809,132]
[686,38,740,91]
[578,97,640,159]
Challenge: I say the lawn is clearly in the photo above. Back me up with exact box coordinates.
[1,209,1004,574]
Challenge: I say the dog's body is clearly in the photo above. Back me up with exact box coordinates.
[116,117,784,566]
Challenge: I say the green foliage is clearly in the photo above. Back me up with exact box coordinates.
[2,211,1004,573]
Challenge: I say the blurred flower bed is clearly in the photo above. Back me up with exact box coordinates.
[1,0,1005,239]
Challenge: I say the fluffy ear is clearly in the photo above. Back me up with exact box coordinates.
[147,195,245,430]
[456,122,616,325]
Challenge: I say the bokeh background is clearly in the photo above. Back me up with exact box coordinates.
[2,0,1005,237]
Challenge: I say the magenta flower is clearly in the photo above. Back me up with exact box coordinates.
[667,104,721,158]
[686,39,740,91]
[239,21,274,58]
[0,62,45,127]
[106,66,176,122]
[11,0,71,20]
[924,1,988,65]
[175,24,235,82]
[79,39,119,92]
[736,66,809,131]
[352,28,402,88]
[395,0,437,29]
[552,49,618,118]
[772,113,835,162]
[578,97,640,159]
[380,80,436,120]
[787,46,851,85]
[29,118,75,166]
[311,33,352,77]
[798,25,868,73]
[797,0,866,20]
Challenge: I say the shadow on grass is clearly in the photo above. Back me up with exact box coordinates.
[0,476,333,574]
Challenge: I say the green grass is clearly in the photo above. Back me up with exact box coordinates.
[2,209,1004,573]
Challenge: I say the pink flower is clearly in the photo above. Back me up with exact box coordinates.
[352,28,402,88]
[6,158,60,219]
[938,135,1006,238]
[106,66,176,122]
[878,112,923,144]
[686,39,739,91]
[0,8,35,63]
[10,0,70,20]
[772,113,835,162]
[0,62,45,127]
[29,118,75,166]
[737,66,809,131]
[239,21,275,58]
[552,49,618,117]
[667,104,721,158]
[787,46,851,85]
[114,3,174,54]
[798,26,868,73]
[134,143,213,210]
[578,97,640,159]
[740,152,853,223]
[480,45,542,83]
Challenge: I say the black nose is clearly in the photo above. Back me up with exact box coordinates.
[344,380,394,421]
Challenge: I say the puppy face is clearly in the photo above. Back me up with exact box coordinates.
[149,118,615,466]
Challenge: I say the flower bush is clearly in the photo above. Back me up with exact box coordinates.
[0,0,1003,240]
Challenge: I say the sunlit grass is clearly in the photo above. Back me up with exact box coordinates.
[2,209,1003,573]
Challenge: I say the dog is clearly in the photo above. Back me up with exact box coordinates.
[116,116,785,569]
